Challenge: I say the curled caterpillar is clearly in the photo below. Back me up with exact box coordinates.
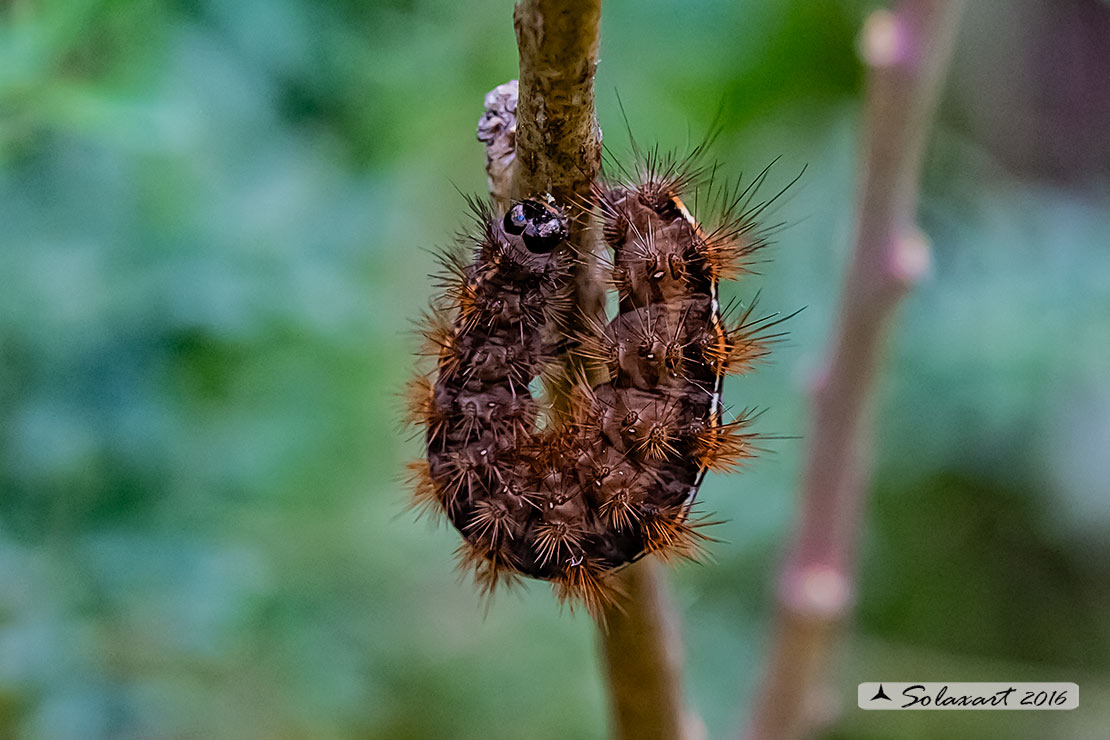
[406,156,785,614]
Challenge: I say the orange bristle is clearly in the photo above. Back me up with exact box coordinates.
[698,234,755,281]
[404,459,446,522]
[533,520,585,568]
[692,412,762,473]
[432,252,481,325]
[560,370,610,438]
[662,340,685,378]
[543,281,577,332]
[692,160,793,281]
[605,265,632,299]
[401,375,436,429]
[571,317,619,379]
[464,499,516,544]
[602,210,627,248]
[431,241,473,290]
[454,541,521,600]
[703,299,794,376]
[553,559,619,620]
[599,486,641,531]
[415,310,465,376]
[640,508,718,563]
[440,450,481,514]
[454,285,482,332]
[638,420,680,462]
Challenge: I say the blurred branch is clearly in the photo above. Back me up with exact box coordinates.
[600,560,701,740]
[476,3,695,739]
[743,2,965,739]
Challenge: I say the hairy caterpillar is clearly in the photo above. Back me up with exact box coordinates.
[405,150,786,614]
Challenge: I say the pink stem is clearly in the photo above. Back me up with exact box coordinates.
[743,2,965,738]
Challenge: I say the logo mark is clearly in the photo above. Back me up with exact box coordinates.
[870,684,892,702]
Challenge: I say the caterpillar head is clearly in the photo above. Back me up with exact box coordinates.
[501,196,569,255]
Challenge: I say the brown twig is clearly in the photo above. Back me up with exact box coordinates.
[743,2,965,739]
[475,3,694,739]
[599,559,702,740]
[513,0,607,337]
[512,0,602,202]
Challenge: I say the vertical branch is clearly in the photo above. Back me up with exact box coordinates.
[512,0,603,202]
[515,1,694,736]
[599,559,701,740]
[513,0,607,341]
[476,3,694,739]
[743,2,965,739]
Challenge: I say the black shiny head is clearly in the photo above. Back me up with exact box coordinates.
[504,203,529,235]
[502,198,569,254]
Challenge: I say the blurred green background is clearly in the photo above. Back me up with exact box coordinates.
[2,0,1109,738]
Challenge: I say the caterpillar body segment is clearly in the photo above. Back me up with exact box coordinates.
[407,155,786,615]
